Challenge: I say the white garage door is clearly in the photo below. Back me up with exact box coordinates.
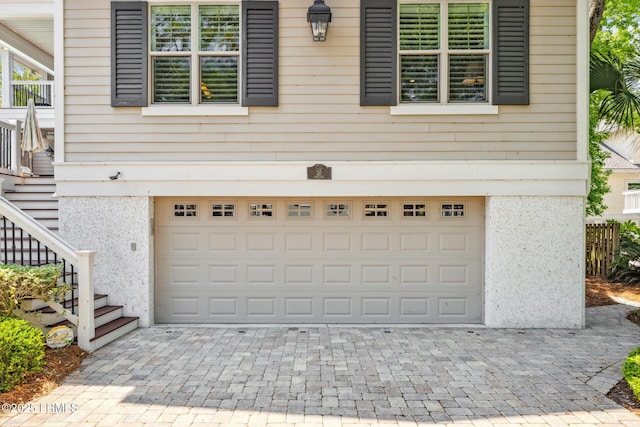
[155,197,483,323]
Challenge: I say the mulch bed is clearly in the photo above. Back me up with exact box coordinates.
[0,345,87,405]
[608,379,640,414]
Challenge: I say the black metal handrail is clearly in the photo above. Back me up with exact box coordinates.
[0,216,78,315]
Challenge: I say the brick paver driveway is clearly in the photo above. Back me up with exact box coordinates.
[2,304,640,426]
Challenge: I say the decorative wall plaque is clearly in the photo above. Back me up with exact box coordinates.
[307,163,332,180]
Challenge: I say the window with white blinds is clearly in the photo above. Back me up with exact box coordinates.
[399,2,489,104]
[150,4,240,105]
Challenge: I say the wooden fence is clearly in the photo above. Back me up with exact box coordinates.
[586,222,620,276]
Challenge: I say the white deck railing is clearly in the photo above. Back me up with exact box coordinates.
[0,196,97,352]
[0,119,23,176]
[10,81,54,108]
[623,190,640,214]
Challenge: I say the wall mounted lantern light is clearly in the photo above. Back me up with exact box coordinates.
[307,0,332,42]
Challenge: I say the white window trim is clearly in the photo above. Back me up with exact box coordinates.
[625,180,640,191]
[391,104,498,115]
[142,105,248,116]
[397,0,493,112]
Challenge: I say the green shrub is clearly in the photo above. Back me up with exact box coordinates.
[0,264,66,316]
[623,346,640,400]
[608,221,640,285]
[0,316,45,392]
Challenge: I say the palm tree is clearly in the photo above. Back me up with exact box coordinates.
[590,50,640,131]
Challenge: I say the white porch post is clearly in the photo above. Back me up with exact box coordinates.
[76,250,96,352]
[1,50,11,108]
[11,119,21,175]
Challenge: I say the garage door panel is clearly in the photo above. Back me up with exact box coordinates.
[361,233,391,251]
[323,297,353,317]
[361,298,391,317]
[399,265,431,286]
[170,233,201,252]
[208,265,238,284]
[400,233,431,252]
[247,298,277,317]
[323,233,353,251]
[247,265,277,285]
[156,197,484,323]
[323,265,354,285]
[285,233,314,251]
[246,233,277,251]
[209,297,238,316]
[172,297,199,317]
[438,265,469,285]
[285,298,314,317]
[361,265,391,285]
[208,233,238,251]
[284,265,315,285]
[400,298,430,317]
[171,264,200,285]
[154,291,483,323]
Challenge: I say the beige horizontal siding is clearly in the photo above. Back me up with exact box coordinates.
[63,0,578,162]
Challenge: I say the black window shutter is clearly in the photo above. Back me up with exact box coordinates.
[492,0,529,105]
[360,0,397,106]
[111,1,148,107]
[243,1,279,107]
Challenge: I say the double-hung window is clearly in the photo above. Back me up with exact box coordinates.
[399,2,489,104]
[360,0,529,108]
[111,1,278,110]
[150,4,240,105]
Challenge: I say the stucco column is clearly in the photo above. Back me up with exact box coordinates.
[484,196,585,328]
[58,196,154,327]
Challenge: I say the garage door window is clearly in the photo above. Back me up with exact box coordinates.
[402,202,428,218]
[287,203,313,218]
[249,203,274,217]
[173,203,198,217]
[441,203,465,217]
[326,203,351,218]
[364,203,389,217]
[211,203,235,218]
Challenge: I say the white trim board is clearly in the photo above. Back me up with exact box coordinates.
[54,160,590,197]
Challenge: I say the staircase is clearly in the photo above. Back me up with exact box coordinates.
[2,176,138,351]
[4,177,59,232]
[16,294,138,351]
